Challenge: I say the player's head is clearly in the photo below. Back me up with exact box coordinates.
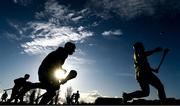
[133,42,145,52]
[64,42,76,55]
[24,74,30,80]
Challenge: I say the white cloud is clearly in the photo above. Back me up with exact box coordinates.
[67,13,75,18]
[21,22,93,55]
[77,26,84,31]
[102,29,123,36]
[79,90,102,103]
[72,16,83,22]
[80,8,88,14]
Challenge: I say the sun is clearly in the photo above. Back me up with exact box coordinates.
[54,69,66,80]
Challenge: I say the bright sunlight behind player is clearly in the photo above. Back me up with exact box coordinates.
[54,69,67,80]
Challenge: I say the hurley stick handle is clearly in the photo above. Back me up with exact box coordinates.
[157,48,170,72]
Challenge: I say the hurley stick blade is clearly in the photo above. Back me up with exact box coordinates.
[60,70,77,84]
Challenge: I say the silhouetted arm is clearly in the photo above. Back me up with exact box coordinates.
[145,47,163,56]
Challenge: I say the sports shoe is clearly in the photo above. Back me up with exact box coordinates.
[122,92,132,104]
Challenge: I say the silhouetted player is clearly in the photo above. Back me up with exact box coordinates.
[74,90,80,104]
[38,42,76,104]
[123,42,166,104]
[1,91,8,102]
[8,74,30,103]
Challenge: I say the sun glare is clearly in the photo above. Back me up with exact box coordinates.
[54,69,66,80]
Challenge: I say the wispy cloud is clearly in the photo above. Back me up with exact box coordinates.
[72,16,83,22]
[68,56,95,65]
[102,29,123,37]
[7,0,94,55]
[76,49,86,56]
[6,21,29,40]
[21,22,93,55]
[91,21,99,27]
[4,32,21,41]
[87,0,180,20]
[35,0,88,24]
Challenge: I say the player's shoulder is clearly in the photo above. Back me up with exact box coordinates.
[57,47,65,51]
[14,77,24,82]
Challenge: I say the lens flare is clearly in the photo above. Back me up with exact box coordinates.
[54,69,66,80]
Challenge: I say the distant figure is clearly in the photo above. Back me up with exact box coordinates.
[8,74,30,103]
[38,42,76,104]
[74,90,80,104]
[70,93,75,104]
[1,91,8,102]
[123,42,167,104]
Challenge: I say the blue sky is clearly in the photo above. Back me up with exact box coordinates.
[0,0,180,103]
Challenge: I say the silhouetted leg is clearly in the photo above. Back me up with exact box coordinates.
[123,79,150,103]
[39,90,56,104]
[39,82,59,105]
[128,80,150,98]
[8,86,19,102]
[149,73,166,102]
